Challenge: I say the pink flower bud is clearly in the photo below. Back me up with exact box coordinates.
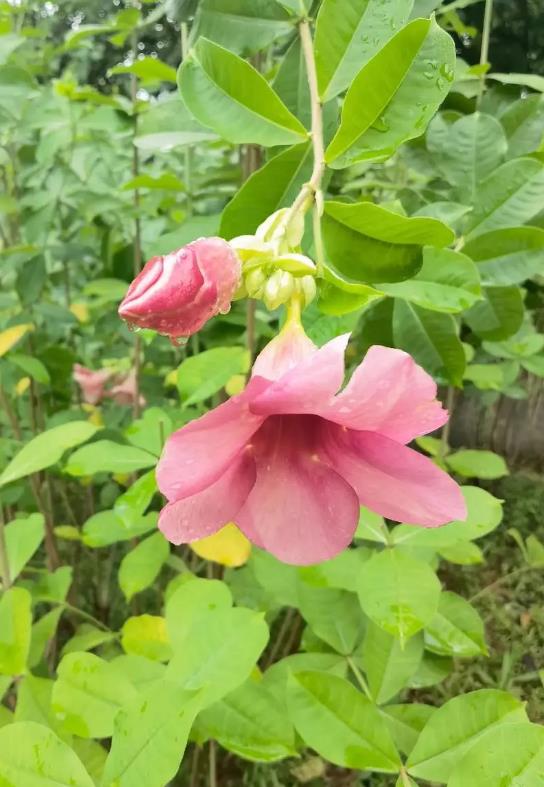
[118,237,241,339]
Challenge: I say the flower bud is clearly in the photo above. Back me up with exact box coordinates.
[297,275,317,307]
[245,268,267,298]
[118,237,241,339]
[256,208,304,252]
[263,270,295,311]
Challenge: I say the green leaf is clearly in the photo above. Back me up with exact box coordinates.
[166,606,269,706]
[121,615,172,662]
[121,173,184,191]
[393,486,503,546]
[135,95,216,152]
[114,470,157,526]
[61,624,117,657]
[65,440,155,476]
[297,583,364,655]
[448,722,544,787]
[392,300,466,385]
[82,510,156,548]
[250,549,300,607]
[445,449,509,480]
[425,591,487,658]
[299,548,371,592]
[287,671,401,772]
[360,623,423,704]
[465,157,544,239]
[177,346,250,405]
[357,549,441,645]
[382,703,436,757]
[0,587,32,676]
[437,541,484,565]
[192,0,292,56]
[489,72,544,93]
[463,227,544,286]
[465,285,524,341]
[322,200,454,285]
[378,247,481,313]
[314,0,413,101]
[197,678,296,762]
[52,652,138,739]
[500,93,544,158]
[109,56,177,83]
[8,352,50,384]
[406,689,528,781]
[178,37,308,146]
[28,607,64,668]
[355,507,389,543]
[166,578,233,652]
[427,112,507,201]
[325,18,455,167]
[14,675,63,734]
[118,533,170,601]
[102,681,200,787]
[149,215,220,258]
[220,142,312,239]
[408,652,453,689]
[4,512,44,582]
[0,722,94,787]
[0,421,99,486]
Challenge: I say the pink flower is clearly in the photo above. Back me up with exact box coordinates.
[109,369,146,408]
[156,324,467,565]
[73,364,113,405]
[118,237,241,339]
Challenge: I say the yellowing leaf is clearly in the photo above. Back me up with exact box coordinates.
[15,377,30,396]
[190,523,251,567]
[70,303,90,323]
[225,374,246,396]
[113,473,131,486]
[0,324,33,357]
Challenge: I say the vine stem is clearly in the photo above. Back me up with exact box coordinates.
[208,740,217,787]
[477,0,495,108]
[282,19,325,236]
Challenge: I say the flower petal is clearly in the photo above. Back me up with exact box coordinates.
[158,450,256,545]
[156,379,266,500]
[325,346,448,443]
[249,334,349,416]
[252,321,317,382]
[321,423,466,527]
[235,415,360,565]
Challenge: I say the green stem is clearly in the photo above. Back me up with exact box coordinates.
[209,740,217,787]
[282,19,325,232]
[477,0,495,107]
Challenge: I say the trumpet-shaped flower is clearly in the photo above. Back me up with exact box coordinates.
[157,323,466,565]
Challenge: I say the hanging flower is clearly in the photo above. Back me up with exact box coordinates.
[156,320,466,565]
[72,364,113,405]
[118,237,241,340]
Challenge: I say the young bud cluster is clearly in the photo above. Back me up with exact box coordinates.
[231,209,318,311]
